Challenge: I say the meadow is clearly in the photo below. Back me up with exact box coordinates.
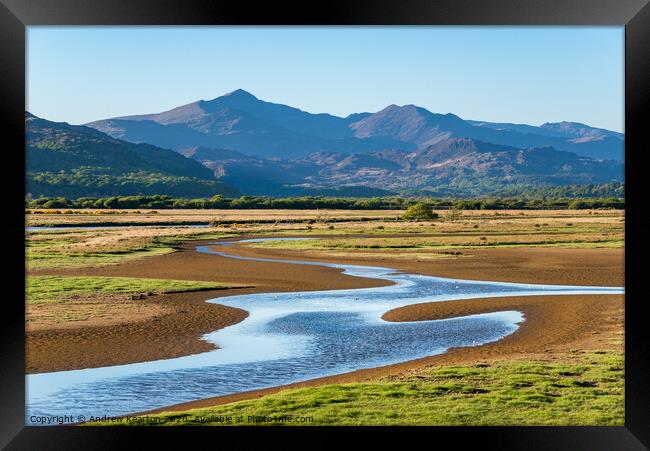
[26,208,624,269]
[94,350,623,426]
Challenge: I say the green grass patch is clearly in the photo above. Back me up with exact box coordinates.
[93,351,623,426]
[26,245,176,270]
[250,237,624,251]
[27,275,230,304]
[26,230,231,270]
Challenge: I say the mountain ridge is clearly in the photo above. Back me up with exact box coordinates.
[181,137,622,196]
[86,89,624,162]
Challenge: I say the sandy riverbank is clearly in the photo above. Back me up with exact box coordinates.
[26,239,390,373]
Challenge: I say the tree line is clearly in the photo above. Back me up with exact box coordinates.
[26,194,624,211]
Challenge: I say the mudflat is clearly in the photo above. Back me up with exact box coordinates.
[27,238,623,378]
[26,240,390,373]
[216,242,624,287]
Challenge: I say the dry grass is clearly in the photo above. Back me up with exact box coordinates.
[25,209,624,270]
[25,208,623,226]
[26,227,225,269]
[27,297,170,331]
[26,275,231,330]
[26,209,403,225]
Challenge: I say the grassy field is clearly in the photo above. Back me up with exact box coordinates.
[92,350,623,426]
[26,228,226,269]
[241,210,624,255]
[25,209,624,271]
[27,275,229,304]
[26,208,623,226]
[26,208,403,226]
[26,275,233,329]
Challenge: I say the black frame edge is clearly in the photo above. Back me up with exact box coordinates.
[625,0,650,447]
[1,0,648,25]
[1,0,649,448]
[0,0,26,449]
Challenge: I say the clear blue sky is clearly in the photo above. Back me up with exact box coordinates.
[27,26,624,132]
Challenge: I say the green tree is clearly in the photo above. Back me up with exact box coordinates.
[568,199,590,209]
[402,202,438,221]
[42,199,70,209]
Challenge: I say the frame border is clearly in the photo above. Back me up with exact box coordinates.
[2,0,648,448]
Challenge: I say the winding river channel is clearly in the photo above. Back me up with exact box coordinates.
[26,237,624,424]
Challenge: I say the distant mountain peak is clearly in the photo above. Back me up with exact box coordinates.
[220,88,258,100]
[199,89,262,112]
[380,104,422,113]
[540,121,623,142]
[541,120,591,130]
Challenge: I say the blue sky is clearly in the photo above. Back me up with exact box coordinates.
[27,26,624,132]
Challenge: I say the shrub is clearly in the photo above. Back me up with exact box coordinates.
[444,207,462,222]
[42,199,69,209]
[402,203,439,221]
[568,200,590,209]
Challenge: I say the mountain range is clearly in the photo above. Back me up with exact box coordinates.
[27,89,624,198]
[84,90,624,196]
[87,89,624,162]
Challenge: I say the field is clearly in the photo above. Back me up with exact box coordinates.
[25,208,625,424]
[96,350,622,426]
[26,208,402,226]
[26,208,623,267]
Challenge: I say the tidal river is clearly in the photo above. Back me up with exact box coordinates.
[26,238,624,424]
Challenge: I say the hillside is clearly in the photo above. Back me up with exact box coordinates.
[26,113,239,198]
[180,138,622,196]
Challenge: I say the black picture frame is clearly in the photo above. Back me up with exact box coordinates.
[1,0,648,448]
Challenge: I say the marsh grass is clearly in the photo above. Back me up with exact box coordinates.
[26,211,623,269]
[117,351,623,426]
[26,229,229,269]
[26,275,230,304]
[250,234,623,251]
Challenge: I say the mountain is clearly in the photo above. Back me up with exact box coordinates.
[87,89,413,158]
[56,89,626,197]
[539,121,624,142]
[467,120,624,141]
[182,138,622,196]
[386,138,623,188]
[350,105,468,147]
[351,105,624,161]
[26,113,238,198]
[86,89,624,162]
